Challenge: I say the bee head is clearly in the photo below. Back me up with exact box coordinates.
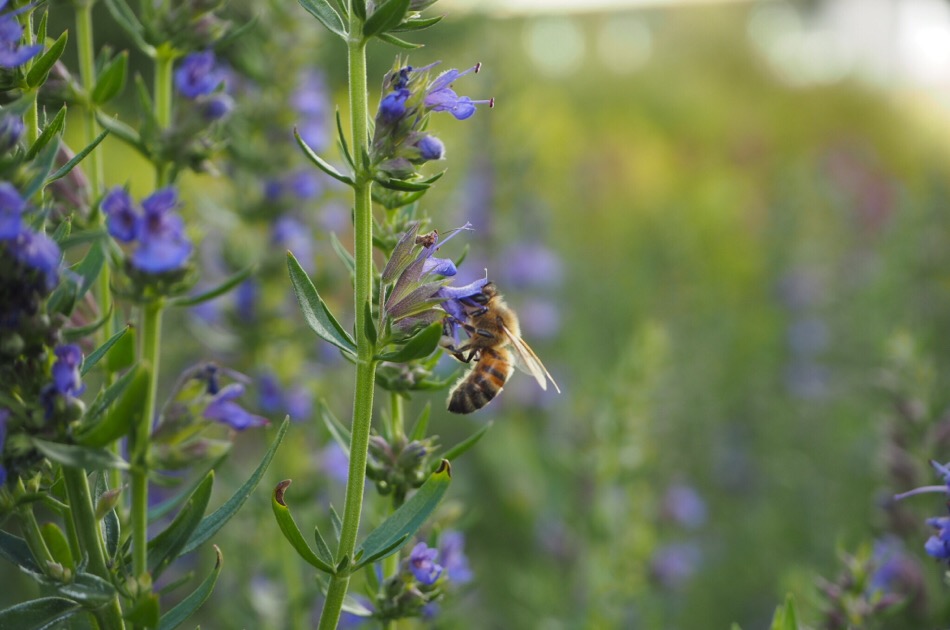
[477,282,498,302]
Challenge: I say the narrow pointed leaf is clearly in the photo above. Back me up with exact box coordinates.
[374,176,431,191]
[364,301,377,345]
[320,402,351,456]
[71,240,105,301]
[0,597,80,629]
[377,32,423,49]
[330,505,343,542]
[330,232,355,275]
[148,454,227,523]
[168,265,255,307]
[294,129,354,186]
[363,0,411,38]
[354,534,409,569]
[272,480,335,574]
[408,402,431,441]
[91,51,128,104]
[94,475,121,561]
[27,31,68,88]
[32,439,130,471]
[80,325,130,376]
[76,365,149,452]
[335,109,354,169]
[376,322,442,362]
[51,217,71,244]
[180,417,290,555]
[96,113,148,156]
[102,0,155,56]
[439,422,492,464]
[62,302,113,341]
[287,252,356,354]
[82,360,139,423]
[157,546,222,630]
[39,523,73,569]
[392,15,444,31]
[313,526,335,568]
[26,106,66,160]
[298,0,346,38]
[47,129,110,184]
[770,594,799,630]
[54,572,116,606]
[352,0,366,19]
[23,138,60,199]
[0,530,41,573]
[148,472,214,578]
[356,460,451,563]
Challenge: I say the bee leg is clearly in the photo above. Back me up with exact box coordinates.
[443,340,478,364]
[459,321,496,340]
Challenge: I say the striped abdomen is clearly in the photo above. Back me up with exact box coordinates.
[447,347,513,414]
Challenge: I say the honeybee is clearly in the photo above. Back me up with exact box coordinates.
[444,282,560,414]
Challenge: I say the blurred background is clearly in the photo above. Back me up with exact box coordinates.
[18,0,950,627]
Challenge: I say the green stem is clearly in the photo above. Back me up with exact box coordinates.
[318,25,377,630]
[18,504,54,572]
[153,49,174,187]
[62,467,126,630]
[21,9,39,148]
[390,391,404,440]
[132,301,163,579]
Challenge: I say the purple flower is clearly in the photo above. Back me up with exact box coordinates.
[661,484,707,530]
[273,216,314,273]
[131,188,192,273]
[379,88,410,123]
[101,187,139,242]
[321,442,350,485]
[285,384,313,422]
[0,114,23,152]
[257,372,283,414]
[925,516,950,560]
[0,2,43,69]
[439,531,473,584]
[200,93,234,121]
[650,543,701,589]
[175,51,225,99]
[408,542,443,585]
[293,69,330,150]
[499,243,563,289]
[0,181,26,240]
[235,279,257,322]
[51,345,84,396]
[203,383,269,431]
[287,170,322,200]
[423,65,493,120]
[415,135,445,161]
[10,228,61,291]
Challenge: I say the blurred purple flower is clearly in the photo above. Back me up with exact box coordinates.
[203,383,269,431]
[51,345,84,396]
[321,442,350,485]
[285,384,313,422]
[175,51,226,99]
[787,316,829,357]
[287,170,322,200]
[293,69,330,150]
[132,188,192,273]
[499,243,563,289]
[0,181,26,239]
[408,542,443,585]
[0,114,22,152]
[273,216,314,273]
[650,543,701,589]
[101,187,138,242]
[10,228,61,291]
[439,531,473,584]
[518,298,560,339]
[925,516,950,561]
[0,1,42,69]
[201,93,234,121]
[235,279,257,322]
[257,372,283,414]
[661,483,707,530]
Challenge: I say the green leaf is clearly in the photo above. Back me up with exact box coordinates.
[102,0,155,56]
[330,505,343,542]
[76,361,146,446]
[271,480,335,574]
[39,523,73,569]
[71,240,105,302]
[91,51,128,103]
[148,472,214,578]
[26,106,66,160]
[408,402,431,441]
[32,439,130,471]
[27,31,68,88]
[376,322,441,362]
[47,129,109,184]
[297,0,346,38]
[363,301,377,345]
[62,302,114,342]
[50,217,71,244]
[439,422,492,464]
[320,402,351,456]
[770,594,799,630]
[352,0,366,20]
[330,232,355,275]
[180,417,290,555]
[54,572,116,606]
[313,525,335,569]
[355,460,452,568]
[0,530,42,573]
[392,14,444,32]
[157,546,222,630]
[287,252,357,355]
[23,137,60,199]
[96,113,148,157]
[168,265,255,307]
[363,0,411,38]
[294,129,354,186]
[335,109,354,169]
[377,32,423,49]
[0,597,80,629]
[105,325,135,372]
[80,325,130,377]
[94,474,121,561]
[374,175,432,192]
[148,454,226,523]
[124,593,160,628]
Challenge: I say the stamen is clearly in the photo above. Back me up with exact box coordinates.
[893,485,950,501]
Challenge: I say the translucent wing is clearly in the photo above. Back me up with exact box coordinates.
[501,324,561,393]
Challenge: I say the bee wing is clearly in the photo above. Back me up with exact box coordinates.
[501,324,561,394]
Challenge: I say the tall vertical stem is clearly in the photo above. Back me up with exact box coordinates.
[318,15,377,629]
[132,300,162,578]
[153,49,174,187]
[22,9,39,147]
[62,468,127,629]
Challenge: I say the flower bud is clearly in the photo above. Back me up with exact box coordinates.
[415,135,445,161]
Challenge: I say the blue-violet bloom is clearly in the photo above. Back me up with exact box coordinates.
[408,542,443,585]
[52,345,84,396]
[203,383,269,431]
[0,181,25,239]
[439,531,473,584]
[101,187,138,242]
[11,229,61,291]
[175,51,225,99]
[0,1,42,69]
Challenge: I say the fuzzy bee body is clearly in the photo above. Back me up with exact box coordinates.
[445,283,559,414]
